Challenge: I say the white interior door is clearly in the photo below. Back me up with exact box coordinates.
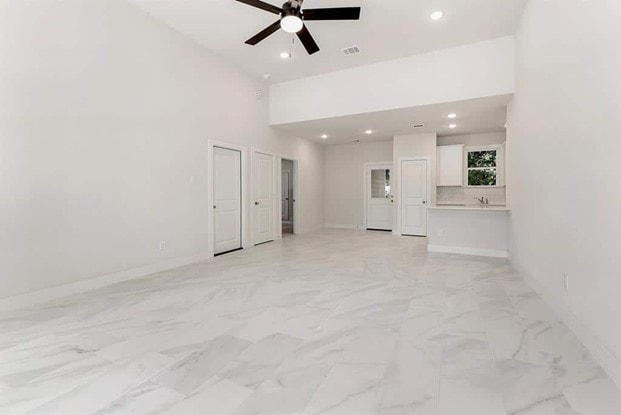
[401,159,428,236]
[213,147,241,254]
[253,151,274,244]
[366,164,393,230]
[281,172,290,220]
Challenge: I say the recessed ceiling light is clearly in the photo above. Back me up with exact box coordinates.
[321,134,328,139]
[430,10,444,20]
[447,113,457,119]
[365,130,373,135]
[449,124,457,129]
[280,52,290,59]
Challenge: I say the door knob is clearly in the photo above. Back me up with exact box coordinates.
[254,201,259,205]
[422,201,427,204]
[213,205,216,209]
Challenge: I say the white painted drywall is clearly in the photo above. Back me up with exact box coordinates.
[427,209,509,257]
[270,37,515,125]
[0,0,324,299]
[392,133,437,234]
[323,141,393,229]
[507,0,621,384]
[437,132,506,146]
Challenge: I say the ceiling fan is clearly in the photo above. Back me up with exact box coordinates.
[235,0,361,55]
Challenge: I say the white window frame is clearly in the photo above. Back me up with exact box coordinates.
[464,144,505,188]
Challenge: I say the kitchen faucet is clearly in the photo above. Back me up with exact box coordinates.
[474,196,489,205]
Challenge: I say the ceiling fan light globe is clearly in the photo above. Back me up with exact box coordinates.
[281,15,303,33]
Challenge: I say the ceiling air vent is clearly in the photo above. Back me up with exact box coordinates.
[341,45,361,56]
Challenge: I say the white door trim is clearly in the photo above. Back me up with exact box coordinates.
[207,139,249,258]
[363,161,394,231]
[277,155,300,238]
[251,148,278,245]
[396,156,432,236]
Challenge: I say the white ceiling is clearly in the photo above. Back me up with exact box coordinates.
[272,95,511,145]
[128,0,527,83]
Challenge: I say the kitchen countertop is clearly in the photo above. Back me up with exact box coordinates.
[428,204,511,212]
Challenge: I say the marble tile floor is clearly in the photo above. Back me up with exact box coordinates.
[1,229,620,415]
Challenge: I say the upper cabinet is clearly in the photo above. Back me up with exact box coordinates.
[437,145,464,187]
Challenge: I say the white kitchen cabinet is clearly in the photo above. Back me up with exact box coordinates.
[437,145,464,187]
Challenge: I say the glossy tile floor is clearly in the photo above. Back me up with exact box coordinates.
[1,230,620,415]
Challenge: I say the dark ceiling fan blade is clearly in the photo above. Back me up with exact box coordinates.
[235,0,282,15]
[297,24,320,55]
[245,20,282,45]
[302,7,361,21]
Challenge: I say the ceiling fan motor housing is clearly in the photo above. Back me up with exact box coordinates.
[282,1,303,19]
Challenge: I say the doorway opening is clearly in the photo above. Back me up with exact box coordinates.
[281,158,296,237]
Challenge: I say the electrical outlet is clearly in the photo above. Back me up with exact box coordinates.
[159,240,167,251]
[563,274,569,292]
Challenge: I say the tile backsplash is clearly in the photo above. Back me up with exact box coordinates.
[436,186,506,205]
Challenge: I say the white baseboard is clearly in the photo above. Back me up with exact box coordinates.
[427,244,508,258]
[324,224,362,230]
[0,252,212,313]
[517,264,621,389]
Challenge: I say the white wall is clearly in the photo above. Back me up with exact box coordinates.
[428,209,509,257]
[437,132,505,146]
[0,0,324,300]
[323,141,393,228]
[507,0,621,384]
[270,37,515,125]
[392,133,437,233]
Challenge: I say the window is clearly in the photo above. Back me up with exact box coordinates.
[371,169,391,198]
[466,145,504,187]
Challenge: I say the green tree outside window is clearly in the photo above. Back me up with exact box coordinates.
[467,150,497,186]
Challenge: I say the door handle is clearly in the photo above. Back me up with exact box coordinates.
[422,201,427,204]
[213,205,216,209]
[254,201,259,205]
